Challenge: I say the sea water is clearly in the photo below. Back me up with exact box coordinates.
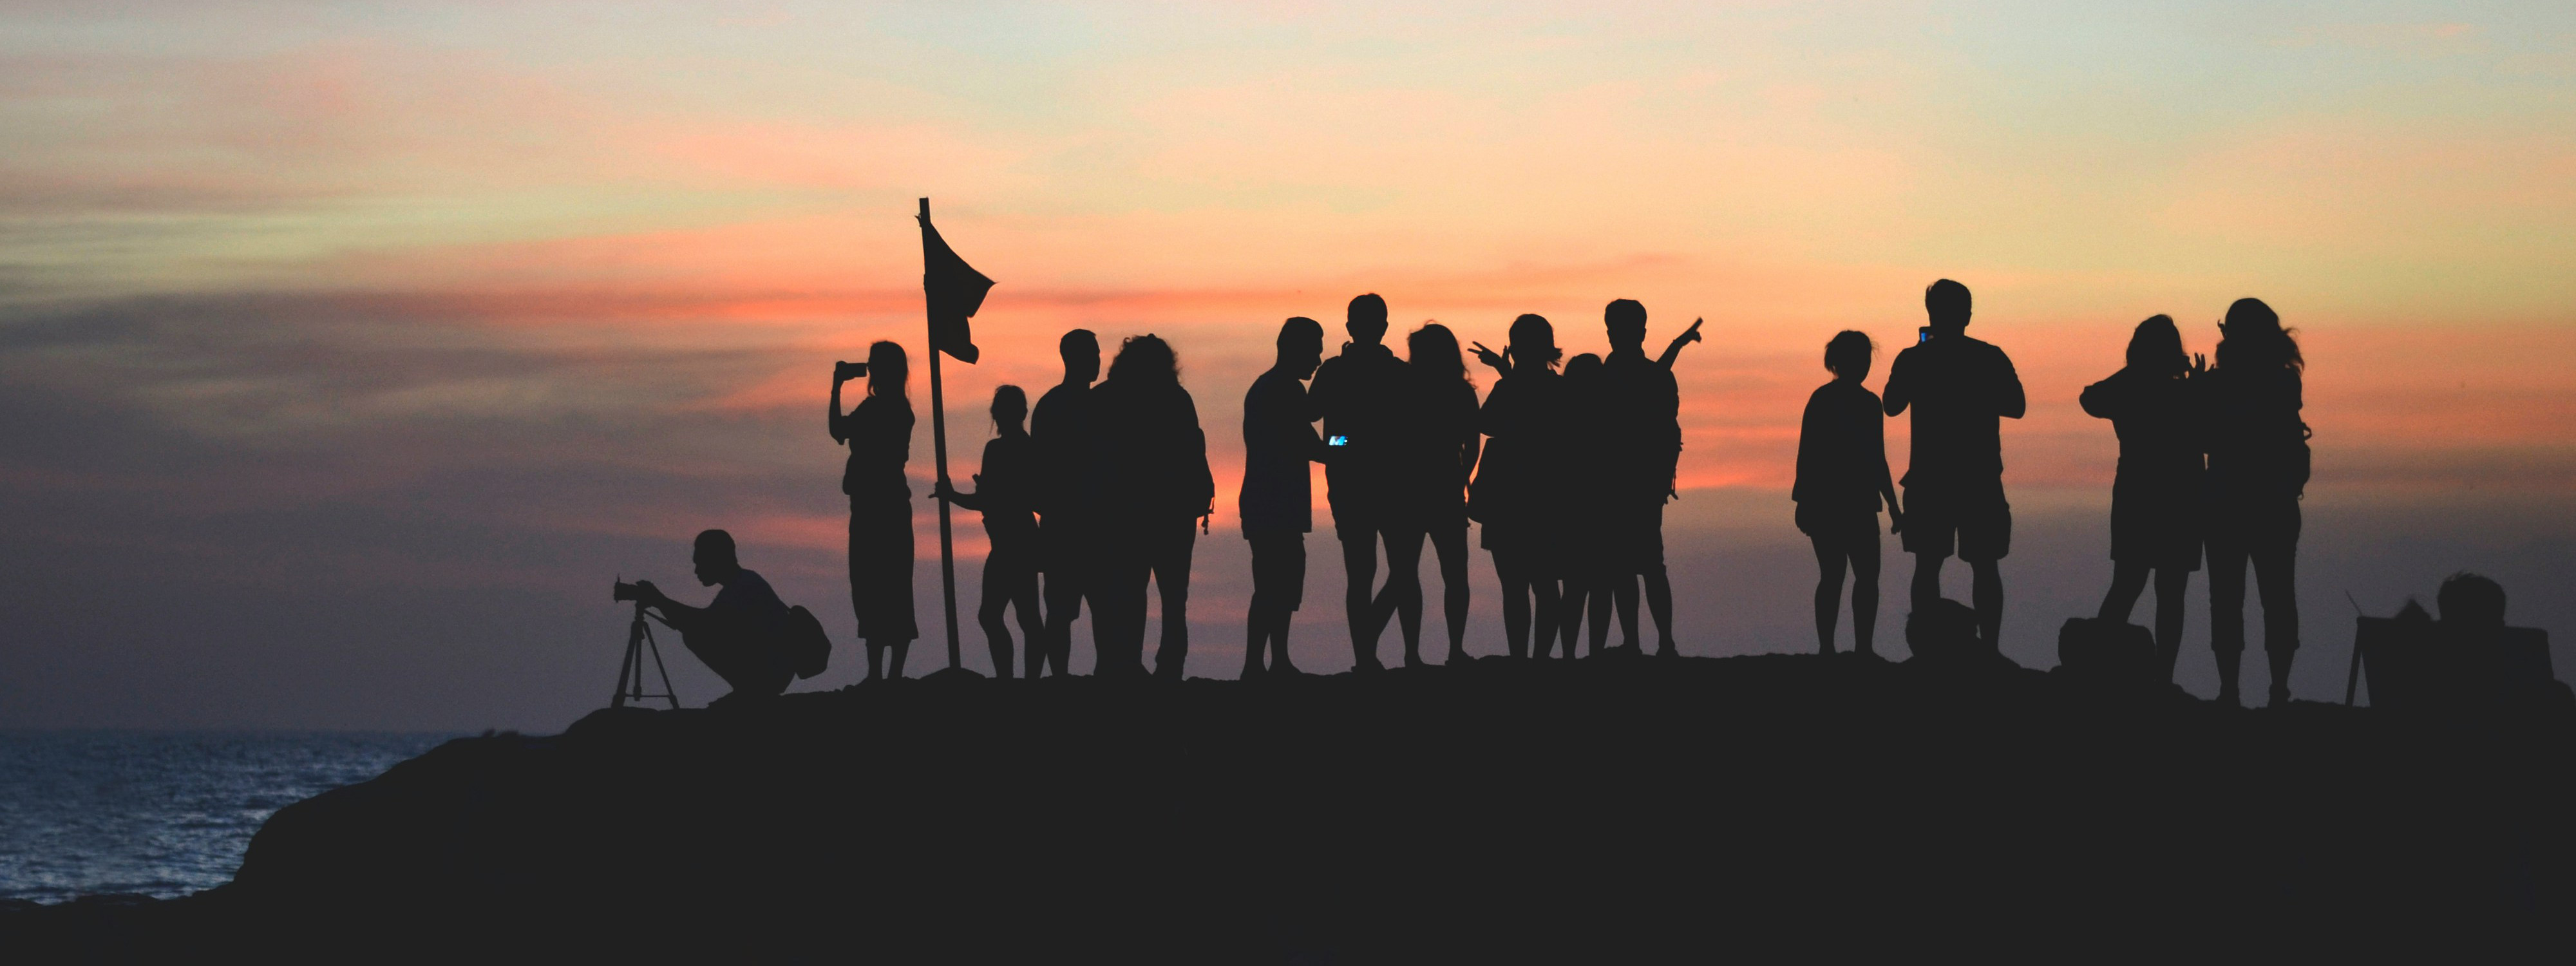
[0,731,458,903]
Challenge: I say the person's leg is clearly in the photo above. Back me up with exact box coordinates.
[1969,559,2003,650]
[2098,560,2150,625]
[1611,574,1640,650]
[1812,535,1848,654]
[1850,529,1882,657]
[851,519,878,681]
[1153,518,1197,680]
[2151,565,2190,682]
[1373,527,1427,667]
[864,640,884,681]
[1273,533,1306,674]
[1341,523,1385,671]
[2252,538,2299,708]
[1643,566,1675,654]
[1431,526,1472,662]
[1494,550,1531,659]
[978,556,1015,679]
[1589,575,1618,654]
[1556,574,1587,658]
[1244,533,1279,678]
[1532,573,1564,659]
[1911,553,1947,612]
[2206,538,2249,706]
[1041,572,1079,677]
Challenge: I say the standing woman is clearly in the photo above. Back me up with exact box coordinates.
[1090,334,1215,679]
[1469,314,1568,660]
[2079,316,2204,681]
[2200,298,2308,707]
[1373,323,1483,666]
[829,340,918,681]
[1793,332,1902,656]
[1554,352,1614,657]
[932,386,1044,679]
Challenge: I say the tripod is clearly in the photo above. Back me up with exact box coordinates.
[612,600,681,710]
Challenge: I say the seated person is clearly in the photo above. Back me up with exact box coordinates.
[630,529,795,705]
[2371,573,2566,712]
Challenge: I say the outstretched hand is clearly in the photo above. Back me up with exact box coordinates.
[931,480,958,500]
[1470,341,1508,372]
[1887,508,1905,535]
[1676,318,1704,346]
[2188,352,2208,377]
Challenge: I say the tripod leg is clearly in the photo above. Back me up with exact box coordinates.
[642,622,680,710]
[616,616,644,708]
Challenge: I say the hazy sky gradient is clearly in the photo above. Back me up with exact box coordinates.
[3,2,2570,728]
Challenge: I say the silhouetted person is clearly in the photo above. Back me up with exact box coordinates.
[1469,314,1567,660]
[628,529,793,706]
[1884,279,2025,648]
[1091,334,1215,679]
[1032,330,1103,677]
[1598,299,1691,656]
[2199,298,2307,708]
[1367,323,1482,667]
[1794,331,1903,656]
[2079,315,2204,681]
[1240,317,1331,677]
[830,340,917,681]
[933,386,1043,680]
[1309,293,1413,672]
[1554,352,1615,658]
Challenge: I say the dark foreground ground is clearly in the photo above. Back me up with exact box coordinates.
[8,653,2573,961]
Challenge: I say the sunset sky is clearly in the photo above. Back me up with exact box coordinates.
[3,1,2571,729]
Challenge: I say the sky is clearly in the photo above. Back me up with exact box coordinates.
[1,1,2571,730]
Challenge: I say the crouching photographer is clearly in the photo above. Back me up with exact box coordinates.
[616,529,827,707]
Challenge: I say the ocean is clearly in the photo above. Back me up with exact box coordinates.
[0,731,459,904]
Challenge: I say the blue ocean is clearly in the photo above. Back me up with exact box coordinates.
[0,732,459,904]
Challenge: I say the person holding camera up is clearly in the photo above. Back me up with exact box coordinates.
[830,341,919,681]
[1883,279,2025,650]
[623,529,795,706]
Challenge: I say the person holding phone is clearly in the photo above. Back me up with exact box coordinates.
[829,340,919,681]
[1307,294,1413,672]
[1882,279,2024,650]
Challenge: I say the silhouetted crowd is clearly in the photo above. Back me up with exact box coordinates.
[623,279,2554,713]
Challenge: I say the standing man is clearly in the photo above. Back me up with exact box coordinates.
[1306,294,1412,672]
[1597,299,1685,656]
[1240,317,1331,677]
[1031,329,1101,677]
[1883,279,2025,649]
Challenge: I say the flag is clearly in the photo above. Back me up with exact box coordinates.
[917,207,992,364]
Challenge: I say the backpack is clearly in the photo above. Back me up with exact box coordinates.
[784,605,831,679]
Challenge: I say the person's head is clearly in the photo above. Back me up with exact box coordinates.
[865,341,907,399]
[990,384,1028,433]
[1508,313,1560,372]
[2437,572,2507,629]
[1406,322,1469,386]
[1059,329,1101,385]
[1924,279,1972,333]
[1824,330,1875,382]
[2217,297,2302,372]
[1275,316,1325,379]
[1564,352,1603,383]
[1605,299,1647,350]
[1109,333,1179,386]
[2126,314,2186,377]
[1347,293,1389,345]
[691,529,741,587]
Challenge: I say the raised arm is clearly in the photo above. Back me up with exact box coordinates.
[1881,354,1912,417]
[2078,374,2116,421]
[1656,319,1703,369]
[828,371,854,444]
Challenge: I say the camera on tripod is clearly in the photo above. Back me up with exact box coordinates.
[612,579,657,604]
[607,578,677,710]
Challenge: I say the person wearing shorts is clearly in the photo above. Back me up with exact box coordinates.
[1883,279,2025,648]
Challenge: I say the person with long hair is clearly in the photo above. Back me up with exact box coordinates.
[933,385,1044,679]
[2079,315,2203,681]
[2199,298,2307,707]
[1090,334,1215,679]
[1366,322,1483,666]
[1553,352,1614,657]
[828,340,918,681]
[1794,331,1903,656]
[1470,314,1568,659]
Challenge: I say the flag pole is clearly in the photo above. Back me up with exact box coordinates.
[921,197,964,672]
